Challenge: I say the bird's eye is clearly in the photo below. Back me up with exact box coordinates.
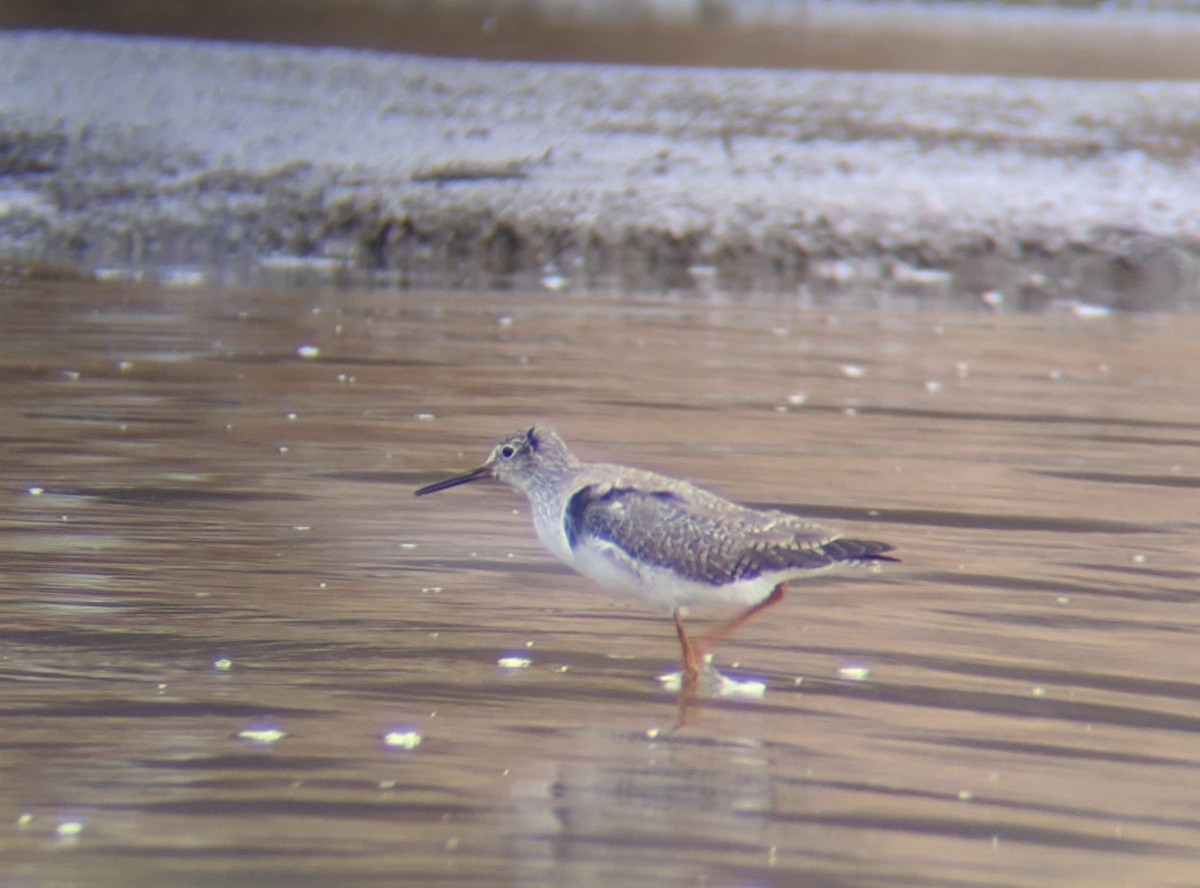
[500,444,516,459]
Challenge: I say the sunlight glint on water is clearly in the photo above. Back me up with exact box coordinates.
[0,282,1198,887]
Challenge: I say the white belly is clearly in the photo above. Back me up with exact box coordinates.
[568,537,787,613]
[530,495,833,613]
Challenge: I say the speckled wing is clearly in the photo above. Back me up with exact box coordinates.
[564,483,895,586]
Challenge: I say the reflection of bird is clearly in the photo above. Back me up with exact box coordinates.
[416,426,898,690]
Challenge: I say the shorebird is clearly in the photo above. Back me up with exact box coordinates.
[414,426,897,692]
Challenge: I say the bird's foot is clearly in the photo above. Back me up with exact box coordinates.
[657,654,766,699]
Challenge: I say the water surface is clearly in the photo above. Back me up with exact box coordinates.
[2,282,1198,887]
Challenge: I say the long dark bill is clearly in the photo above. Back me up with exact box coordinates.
[414,464,492,496]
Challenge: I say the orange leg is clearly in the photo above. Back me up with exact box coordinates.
[672,582,787,692]
[701,582,787,651]
[673,607,702,690]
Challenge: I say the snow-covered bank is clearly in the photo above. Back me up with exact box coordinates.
[3,31,1200,307]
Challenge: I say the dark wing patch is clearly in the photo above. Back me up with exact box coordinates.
[564,484,892,586]
[565,485,675,550]
[816,537,899,564]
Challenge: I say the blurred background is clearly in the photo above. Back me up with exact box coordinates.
[7,0,1200,79]
[5,6,1200,888]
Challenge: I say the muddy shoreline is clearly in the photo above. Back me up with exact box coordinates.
[3,30,1200,307]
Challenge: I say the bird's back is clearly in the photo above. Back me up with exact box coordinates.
[561,464,896,595]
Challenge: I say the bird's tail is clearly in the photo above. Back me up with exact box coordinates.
[820,538,900,567]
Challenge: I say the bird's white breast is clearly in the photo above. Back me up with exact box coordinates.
[523,471,837,614]
[568,534,782,613]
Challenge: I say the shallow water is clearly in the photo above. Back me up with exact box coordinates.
[2,282,1199,887]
